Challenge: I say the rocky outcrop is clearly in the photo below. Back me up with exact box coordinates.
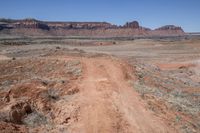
[47,22,116,29]
[152,25,185,36]
[14,19,50,30]
[155,25,184,31]
[0,18,185,36]
[0,21,14,31]
[123,21,139,29]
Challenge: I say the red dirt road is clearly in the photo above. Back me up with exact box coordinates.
[0,55,180,133]
[67,57,178,133]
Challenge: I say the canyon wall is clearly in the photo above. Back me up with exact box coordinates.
[0,18,185,37]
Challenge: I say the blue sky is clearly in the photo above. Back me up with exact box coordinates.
[0,0,199,32]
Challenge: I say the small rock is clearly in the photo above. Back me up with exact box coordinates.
[23,104,32,114]
[10,110,22,123]
[56,46,61,49]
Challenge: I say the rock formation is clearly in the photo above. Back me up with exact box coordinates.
[14,19,50,30]
[123,21,140,29]
[0,18,185,36]
[155,25,184,31]
[47,21,116,29]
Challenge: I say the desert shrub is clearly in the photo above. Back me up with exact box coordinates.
[22,111,47,127]
[47,88,60,101]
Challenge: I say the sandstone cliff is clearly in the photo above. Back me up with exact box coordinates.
[0,18,185,37]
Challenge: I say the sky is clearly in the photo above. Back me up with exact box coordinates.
[0,0,199,32]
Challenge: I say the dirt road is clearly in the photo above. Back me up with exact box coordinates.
[0,54,180,132]
[67,57,178,133]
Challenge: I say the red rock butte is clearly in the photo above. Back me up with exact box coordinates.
[0,18,185,37]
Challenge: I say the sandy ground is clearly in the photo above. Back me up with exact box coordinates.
[0,36,200,133]
[0,55,11,60]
